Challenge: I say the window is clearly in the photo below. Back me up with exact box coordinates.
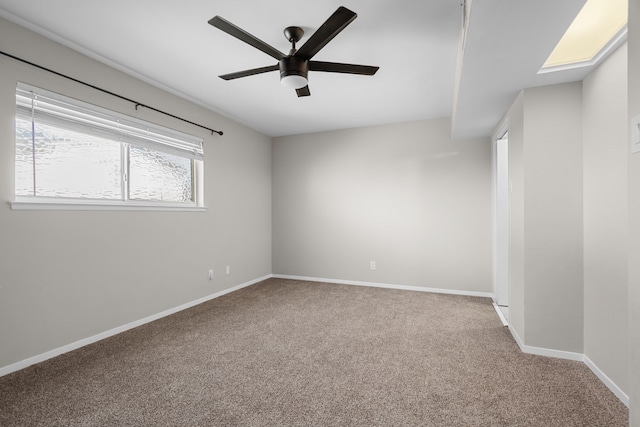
[13,83,204,210]
[540,0,627,73]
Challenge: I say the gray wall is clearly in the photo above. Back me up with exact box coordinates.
[628,0,640,423]
[502,42,633,401]
[0,18,272,370]
[3,8,636,417]
[525,83,585,352]
[505,83,584,352]
[583,43,629,395]
[272,119,492,293]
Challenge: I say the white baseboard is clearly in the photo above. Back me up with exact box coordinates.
[273,274,493,298]
[2,273,629,410]
[584,355,629,407]
[508,326,584,361]
[272,275,630,408]
[0,275,271,378]
[507,325,628,407]
[492,303,508,326]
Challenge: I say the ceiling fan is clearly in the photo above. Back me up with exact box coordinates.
[208,6,379,97]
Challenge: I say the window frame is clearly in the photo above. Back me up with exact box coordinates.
[11,83,206,212]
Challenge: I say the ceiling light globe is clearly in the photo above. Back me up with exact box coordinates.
[280,74,308,90]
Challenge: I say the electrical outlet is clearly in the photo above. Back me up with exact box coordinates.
[208,269,214,280]
[370,261,376,270]
[226,265,230,275]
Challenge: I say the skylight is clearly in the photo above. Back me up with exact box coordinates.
[540,0,627,72]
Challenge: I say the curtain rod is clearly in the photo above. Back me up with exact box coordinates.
[0,50,223,136]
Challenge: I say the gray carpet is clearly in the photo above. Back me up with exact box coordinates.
[0,278,628,426]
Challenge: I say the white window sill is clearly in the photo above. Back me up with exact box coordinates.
[10,198,207,212]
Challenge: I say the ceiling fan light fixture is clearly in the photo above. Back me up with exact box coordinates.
[279,57,309,89]
[280,74,308,89]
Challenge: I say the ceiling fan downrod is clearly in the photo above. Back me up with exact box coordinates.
[284,26,304,49]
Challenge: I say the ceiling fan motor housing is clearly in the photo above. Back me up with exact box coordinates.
[279,56,309,88]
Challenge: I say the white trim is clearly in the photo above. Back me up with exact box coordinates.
[272,274,493,298]
[2,272,629,410]
[0,275,270,378]
[492,303,508,327]
[10,198,207,212]
[507,326,584,361]
[491,118,510,306]
[584,355,629,407]
[507,328,628,406]
[538,25,628,74]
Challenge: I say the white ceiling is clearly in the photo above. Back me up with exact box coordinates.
[0,0,605,139]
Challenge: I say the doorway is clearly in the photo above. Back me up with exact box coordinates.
[493,129,509,325]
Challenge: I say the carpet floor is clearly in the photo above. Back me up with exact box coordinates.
[0,278,628,426]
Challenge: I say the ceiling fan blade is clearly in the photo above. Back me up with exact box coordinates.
[309,61,379,75]
[219,65,279,80]
[209,16,286,60]
[295,6,357,60]
[296,86,311,97]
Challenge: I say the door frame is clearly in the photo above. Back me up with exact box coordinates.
[492,119,510,308]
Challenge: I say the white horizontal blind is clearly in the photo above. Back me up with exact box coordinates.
[16,83,204,160]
